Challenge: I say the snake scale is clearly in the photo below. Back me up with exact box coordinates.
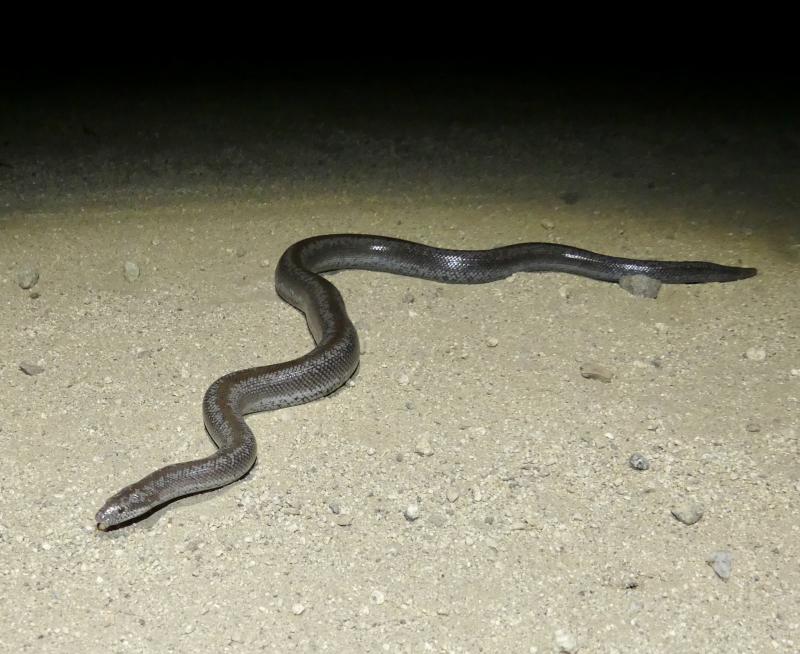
[96,234,756,529]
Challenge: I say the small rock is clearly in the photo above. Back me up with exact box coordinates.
[621,574,639,589]
[370,590,385,605]
[19,362,45,376]
[404,504,420,521]
[485,336,499,348]
[707,551,733,580]
[559,191,580,205]
[541,218,555,230]
[328,501,341,514]
[123,261,140,282]
[414,434,434,457]
[580,362,613,383]
[17,267,39,289]
[291,603,305,615]
[671,500,704,525]
[446,488,460,503]
[335,514,353,527]
[402,291,415,304]
[554,628,578,653]
[629,453,650,470]
[745,347,766,361]
[745,421,761,433]
[619,274,662,298]
[558,285,571,299]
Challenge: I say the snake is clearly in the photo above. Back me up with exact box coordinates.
[95,234,756,529]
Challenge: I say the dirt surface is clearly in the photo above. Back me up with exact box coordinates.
[1,75,798,653]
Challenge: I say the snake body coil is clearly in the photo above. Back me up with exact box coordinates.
[96,234,756,529]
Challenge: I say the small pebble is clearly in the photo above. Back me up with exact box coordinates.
[414,435,434,457]
[745,347,766,361]
[19,362,45,376]
[123,261,140,282]
[619,274,662,298]
[370,590,385,605]
[621,574,639,589]
[291,603,305,615]
[629,453,650,470]
[554,628,578,653]
[558,285,571,299]
[671,500,704,525]
[404,504,420,521]
[335,514,353,527]
[328,501,341,514]
[745,421,761,433]
[446,488,460,503]
[541,218,555,230]
[17,267,39,289]
[580,362,613,383]
[402,291,415,304]
[485,337,499,348]
[707,551,733,580]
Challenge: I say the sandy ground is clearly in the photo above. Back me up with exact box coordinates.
[1,77,798,653]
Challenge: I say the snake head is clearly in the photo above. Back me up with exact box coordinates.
[95,488,151,530]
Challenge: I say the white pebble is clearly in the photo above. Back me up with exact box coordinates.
[291,603,306,615]
[404,504,420,521]
[123,261,140,282]
[414,434,434,456]
[580,362,613,383]
[554,629,578,653]
[708,551,733,580]
[370,590,385,605]
[745,347,766,361]
[335,514,353,527]
[671,500,704,525]
[485,337,499,347]
[16,266,39,289]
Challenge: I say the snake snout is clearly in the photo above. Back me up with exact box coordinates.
[96,489,150,530]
